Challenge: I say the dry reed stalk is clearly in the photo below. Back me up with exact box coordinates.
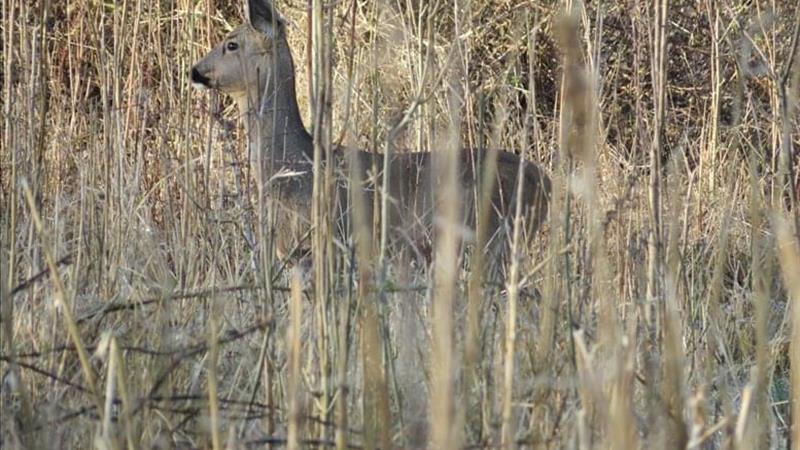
[360,282,391,450]
[528,6,556,376]
[238,1,282,440]
[335,284,352,450]
[331,6,360,450]
[465,94,497,444]
[110,336,136,450]
[692,189,732,444]
[642,1,669,446]
[661,163,688,449]
[607,336,639,450]
[208,293,222,450]
[464,9,494,444]
[499,238,520,449]
[367,0,382,270]
[568,4,639,446]
[1,5,17,372]
[358,5,391,449]
[429,141,460,446]
[777,8,800,228]
[96,333,136,450]
[749,163,773,447]
[310,0,335,442]
[1,0,14,205]
[554,2,578,395]
[99,333,119,450]
[0,5,33,430]
[774,215,800,450]
[705,0,722,193]
[647,0,668,328]
[0,232,10,353]
[551,5,584,443]
[287,270,304,450]
[345,129,374,450]
[431,5,465,447]
[500,10,540,448]
[573,329,596,447]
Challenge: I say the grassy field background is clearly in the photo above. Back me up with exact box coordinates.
[2,0,800,448]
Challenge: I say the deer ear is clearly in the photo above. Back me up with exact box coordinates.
[248,0,284,37]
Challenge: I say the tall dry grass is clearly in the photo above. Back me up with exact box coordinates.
[2,0,800,449]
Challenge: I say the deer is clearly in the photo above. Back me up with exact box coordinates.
[190,0,551,268]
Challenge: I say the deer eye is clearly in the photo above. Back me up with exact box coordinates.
[226,42,239,52]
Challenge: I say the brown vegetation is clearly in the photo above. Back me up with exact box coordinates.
[2,0,800,448]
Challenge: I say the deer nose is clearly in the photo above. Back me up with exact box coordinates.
[190,67,211,86]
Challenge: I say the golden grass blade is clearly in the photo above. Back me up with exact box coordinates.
[774,215,800,450]
[287,269,304,450]
[208,293,222,450]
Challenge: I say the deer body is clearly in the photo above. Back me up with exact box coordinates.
[191,0,550,261]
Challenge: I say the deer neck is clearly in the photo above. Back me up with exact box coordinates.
[233,55,313,169]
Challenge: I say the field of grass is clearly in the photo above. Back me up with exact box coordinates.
[2,0,800,448]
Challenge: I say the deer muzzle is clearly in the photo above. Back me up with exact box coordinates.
[190,67,211,89]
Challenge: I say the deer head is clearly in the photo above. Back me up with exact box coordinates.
[190,0,310,163]
[191,0,290,97]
